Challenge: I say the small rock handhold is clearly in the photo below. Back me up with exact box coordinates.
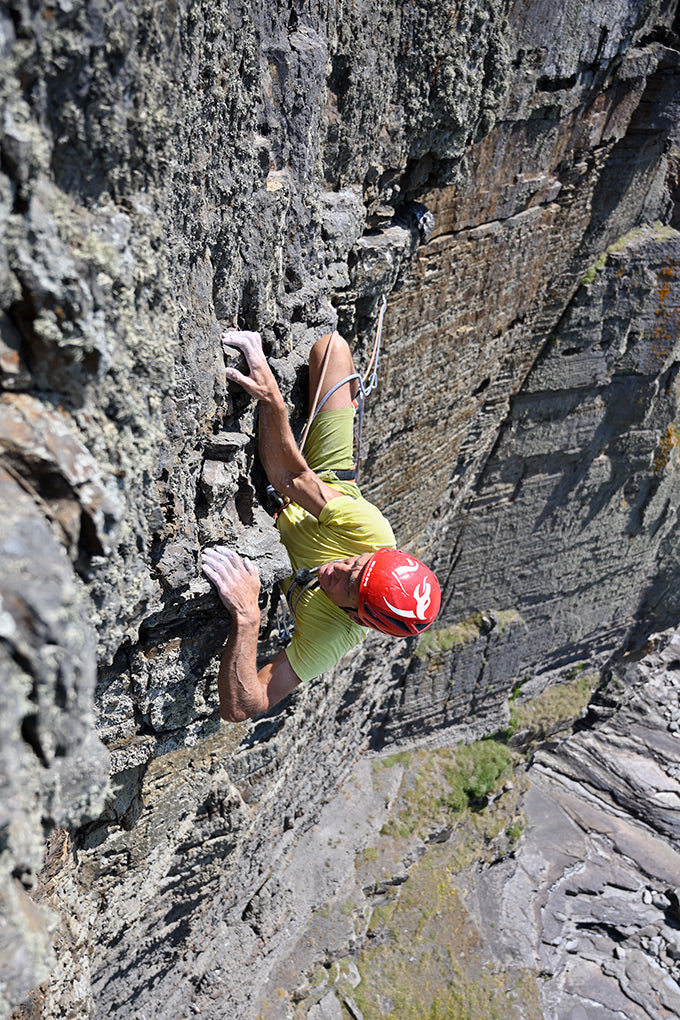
[155,537,196,589]
[204,431,250,460]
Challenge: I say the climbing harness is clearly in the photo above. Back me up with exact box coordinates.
[269,296,387,516]
[275,566,321,643]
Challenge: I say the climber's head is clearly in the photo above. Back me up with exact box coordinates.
[356,547,441,636]
[318,548,440,636]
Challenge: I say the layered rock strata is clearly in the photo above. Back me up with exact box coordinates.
[472,628,680,1020]
[245,630,680,1020]
[0,0,678,1016]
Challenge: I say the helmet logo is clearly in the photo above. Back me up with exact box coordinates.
[414,580,432,620]
[383,578,432,621]
[395,561,419,581]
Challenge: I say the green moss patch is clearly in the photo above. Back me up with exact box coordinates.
[379,740,514,845]
[582,222,679,284]
[350,842,540,1020]
[502,669,600,746]
[415,615,484,658]
[415,610,524,659]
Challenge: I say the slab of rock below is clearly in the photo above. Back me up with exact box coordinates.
[465,629,680,1020]
[307,993,344,1020]
[0,879,55,1019]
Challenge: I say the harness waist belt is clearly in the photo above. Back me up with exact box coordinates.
[323,466,357,480]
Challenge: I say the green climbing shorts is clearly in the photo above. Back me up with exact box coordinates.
[302,408,360,497]
[302,408,354,471]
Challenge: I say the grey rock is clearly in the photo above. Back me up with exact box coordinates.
[343,995,364,1020]
[452,630,680,1020]
[308,992,344,1020]
[342,962,361,990]
[0,879,56,1018]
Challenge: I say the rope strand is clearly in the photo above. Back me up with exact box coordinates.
[299,330,338,451]
[363,294,387,395]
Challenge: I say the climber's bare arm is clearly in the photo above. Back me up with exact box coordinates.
[222,330,339,519]
[201,548,301,721]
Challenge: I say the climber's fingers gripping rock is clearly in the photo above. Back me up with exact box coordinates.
[222,330,278,404]
[201,547,261,618]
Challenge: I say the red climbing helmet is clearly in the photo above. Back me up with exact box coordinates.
[357,548,441,637]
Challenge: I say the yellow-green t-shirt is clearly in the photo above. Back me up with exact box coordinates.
[276,493,396,682]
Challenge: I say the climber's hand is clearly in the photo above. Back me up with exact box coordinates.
[222,330,279,404]
[201,547,261,619]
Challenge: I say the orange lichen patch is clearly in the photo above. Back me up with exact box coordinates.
[658,279,671,303]
[0,346,23,374]
[652,425,679,474]
[649,322,674,362]
[657,262,676,304]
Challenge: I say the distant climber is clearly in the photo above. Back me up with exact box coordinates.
[201,328,441,722]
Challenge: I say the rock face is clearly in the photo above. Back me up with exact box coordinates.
[0,0,678,1017]
[380,226,680,751]
[469,628,680,1020]
[234,629,680,1020]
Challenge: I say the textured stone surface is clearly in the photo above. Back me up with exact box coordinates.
[246,630,680,1020]
[377,227,680,748]
[0,469,108,1016]
[467,629,680,1020]
[0,0,678,1017]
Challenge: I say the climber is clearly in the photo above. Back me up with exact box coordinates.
[201,328,441,722]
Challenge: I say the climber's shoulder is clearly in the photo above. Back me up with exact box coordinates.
[279,466,343,520]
